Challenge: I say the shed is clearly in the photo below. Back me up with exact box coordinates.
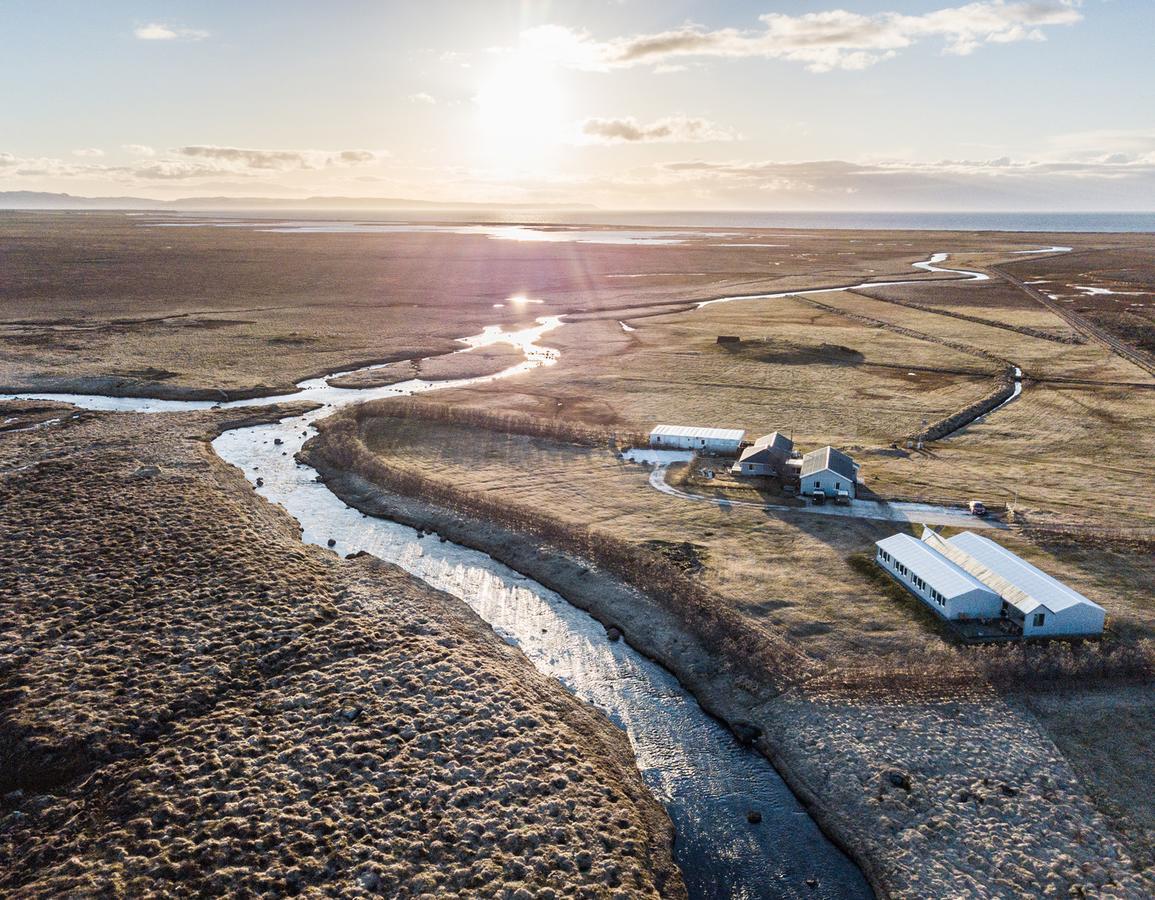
[733,432,794,476]
[732,445,777,476]
[799,446,858,499]
[649,424,746,456]
[876,534,1002,620]
[925,530,1106,637]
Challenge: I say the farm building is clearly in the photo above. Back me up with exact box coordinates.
[799,446,858,499]
[875,534,1002,621]
[649,424,746,456]
[732,432,794,477]
[732,446,778,476]
[875,528,1106,638]
[924,530,1106,637]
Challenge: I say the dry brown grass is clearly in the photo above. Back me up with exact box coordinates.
[0,403,681,898]
[318,411,1155,672]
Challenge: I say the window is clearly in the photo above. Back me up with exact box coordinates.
[814,480,822,489]
[835,482,841,489]
[1033,613,1046,628]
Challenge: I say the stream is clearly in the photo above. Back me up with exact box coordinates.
[5,316,870,899]
[7,248,1064,897]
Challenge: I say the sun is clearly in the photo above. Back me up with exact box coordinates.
[474,54,569,166]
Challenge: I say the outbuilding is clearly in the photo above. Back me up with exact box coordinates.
[649,424,746,456]
[732,432,794,477]
[876,533,1002,620]
[799,446,858,499]
[925,530,1106,638]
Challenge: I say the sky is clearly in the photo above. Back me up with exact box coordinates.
[3,0,1154,210]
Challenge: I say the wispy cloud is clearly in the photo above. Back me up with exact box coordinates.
[579,115,739,145]
[133,23,210,42]
[521,2,1083,73]
[71,148,104,157]
[173,146,384,171]
[0,145,387,182]
[408,92,437,105]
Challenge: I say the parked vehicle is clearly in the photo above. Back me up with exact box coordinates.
[835,490,851,505]
[968,500,988,517]
[811,490,826,505]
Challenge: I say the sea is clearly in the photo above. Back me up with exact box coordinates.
[153,209,1155,234]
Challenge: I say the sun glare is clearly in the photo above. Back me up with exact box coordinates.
[474,54,568,166]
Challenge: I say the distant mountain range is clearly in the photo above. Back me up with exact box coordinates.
[0,191,596,211]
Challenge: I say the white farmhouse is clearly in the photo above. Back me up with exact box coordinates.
[926,530,1106,638]
[875,533,1002,620]
[799,446,858,499]
[649,424,746,456]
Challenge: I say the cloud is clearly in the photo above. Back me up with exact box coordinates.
[652,153,1155,208]
[1045,128,1155,164]
[408,92,437,104]
[133,23,209,41]
[72,148,104,157]
[579,115,739,145]
[173,146,385,171]
[0,145,388,183]
[520,2,1083,73]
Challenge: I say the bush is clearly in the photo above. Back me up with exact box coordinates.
[341,398,646,449]
[309,413,812,691]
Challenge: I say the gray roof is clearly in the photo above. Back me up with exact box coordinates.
[752,432,793,453]
[650,424,746,443]
[800,446,856,480]
[738,445,778,465]
[933,531,1104,616]
[876,534,997,600]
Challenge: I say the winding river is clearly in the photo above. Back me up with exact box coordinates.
[5,319,871,899]
[6,248,1062,898]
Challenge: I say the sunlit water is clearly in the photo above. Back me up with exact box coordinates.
[145,220,734,245]
[4,315,870,899]
[6,245,1075,897]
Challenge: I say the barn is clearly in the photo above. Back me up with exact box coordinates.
[799,446,858,499]
[649,424,746,456]
[925,530,1106,637]
[875,533,1002,620]
[732,432,794,477]
[876,528,1107,638]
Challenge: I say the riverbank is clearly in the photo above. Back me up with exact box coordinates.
[303,424,1155,898]
[0,404,684,897]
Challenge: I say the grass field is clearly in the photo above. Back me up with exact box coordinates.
[7,215,1154,895]
[354,414,1155,660]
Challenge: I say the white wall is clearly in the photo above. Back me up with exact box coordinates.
[1021,603,1105,637]
[801,469,856,498]
[651,434,742,455]
[944,588,1003,621]
[875,548,1000,620]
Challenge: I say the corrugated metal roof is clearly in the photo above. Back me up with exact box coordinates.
[800,446,857,480]
[650,424,746,442]
[942,531,1103,615]
[738,445,777,464]
[876,533,997,599]
[753,432,793,453]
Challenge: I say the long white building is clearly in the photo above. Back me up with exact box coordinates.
[875,528,1106,638]
[926,530,1107,637]
[875,533,1001,620]
[649,424,746,455]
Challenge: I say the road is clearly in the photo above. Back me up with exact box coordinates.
[991,265,1155,379]
[623,450,1003,529]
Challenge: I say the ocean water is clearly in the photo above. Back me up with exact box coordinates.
[145,209,1155,233]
